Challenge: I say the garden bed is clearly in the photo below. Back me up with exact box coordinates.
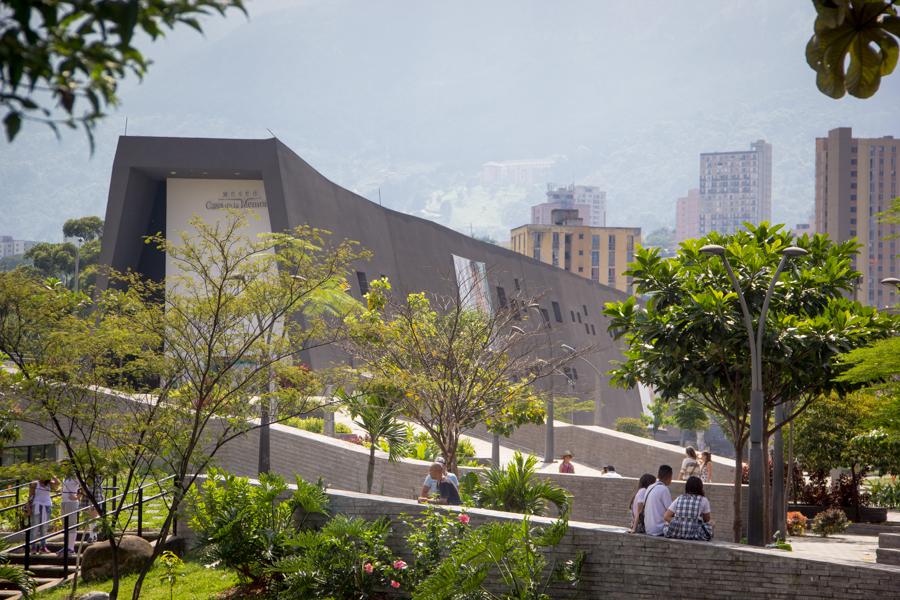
[789,503,888,523]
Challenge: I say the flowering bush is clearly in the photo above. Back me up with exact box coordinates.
[271,515,409,599]
[811,508,850,537]
[402,506,472,583]
[786,511,808,536]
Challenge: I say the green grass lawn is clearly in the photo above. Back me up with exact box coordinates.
[37,560,239,600]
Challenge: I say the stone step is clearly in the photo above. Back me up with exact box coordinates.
[876,547,900,567]
[878,532,900,549]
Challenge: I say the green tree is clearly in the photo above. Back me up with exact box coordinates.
[603,223,896,541]
[344,278,572,472]
[0,211,367,599]
[338,385,408,494]
[1,0,245,147]
[671,397,710,445]
[62,216,104,242]
[24,241,76,282]
[642,396,672,435]
[806,0,900,99]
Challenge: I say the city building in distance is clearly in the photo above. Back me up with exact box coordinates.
[675,188,701,243]
[691,140,772,236]
[97,136,642,426]
[532,184,606,227]
[815,127,899,309]
[510,208,640,294]
[0,235,37,258]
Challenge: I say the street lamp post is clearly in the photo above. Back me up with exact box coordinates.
[700,244,807,547]
[561,343,605,426]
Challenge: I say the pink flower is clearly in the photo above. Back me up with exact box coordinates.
[363,563,374,574]
[393,560,408,570]
[391,580,400,589]
[458,513,471,525]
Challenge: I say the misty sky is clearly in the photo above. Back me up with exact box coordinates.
[1,0,898,242]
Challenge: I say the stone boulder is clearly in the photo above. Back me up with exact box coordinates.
[81,535,153,582]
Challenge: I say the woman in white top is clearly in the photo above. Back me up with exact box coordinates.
[679,446,700,479]
[60,475,81,553]
[29,477,58,553]
[628,473,657,533]
[699,450,713,483]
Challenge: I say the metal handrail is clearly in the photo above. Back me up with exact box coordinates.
[0,475,177,575]
[0,480,121,517]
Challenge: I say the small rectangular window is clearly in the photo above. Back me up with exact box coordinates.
[590,324,596,335]
[356,271,369,296]
[510,299,522,321]
[585,323,590,334]
[496,286,507,308]
[570,310,576,322]
[540,308,551,328]
[514,278,520,291]
[577,313,582,323]
[551,301,563,323]
[583,305,588,316]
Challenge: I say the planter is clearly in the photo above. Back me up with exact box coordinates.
[788,503,888,523]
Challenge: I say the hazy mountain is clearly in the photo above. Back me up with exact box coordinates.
[1,0,897,243]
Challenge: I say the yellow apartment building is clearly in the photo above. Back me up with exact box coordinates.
[510,209,641,294]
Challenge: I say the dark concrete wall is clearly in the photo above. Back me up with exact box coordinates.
[98,136,642,424]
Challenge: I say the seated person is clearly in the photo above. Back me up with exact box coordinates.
[663,476,713,541]
[418,462,461,505]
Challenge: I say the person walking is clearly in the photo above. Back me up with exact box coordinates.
[642,465,673,536]
[663,476,713,541]
[28,477,58,553]
[59,472,81,555]
[699,450,713,483]
[559,451,575,474]
[628,473,657,533]
[679,447,700,479]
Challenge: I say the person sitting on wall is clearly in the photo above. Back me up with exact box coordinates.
[559,451,575,474]
[663,476,713,541]
[629,473,657,533]
[642,465,674,536]
[434,456,460,488]
[418,462,461,505]
[600,465,622,478]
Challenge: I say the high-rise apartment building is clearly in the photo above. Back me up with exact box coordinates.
[0,236,37,258]
[697,140,772,236]
[815,127,899,309]
[510,209,640,294]
[675,188,701,243]
[531,184,606,227]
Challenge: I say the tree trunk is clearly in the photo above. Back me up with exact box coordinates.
[442,430,460,474]
[732,436,745,543]
[367,444,376,494]
[131,484,183,600]
[108,537,120,600]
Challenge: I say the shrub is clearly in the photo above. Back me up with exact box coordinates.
[401,506,472,583]
[811,508,849,537]
[786,511,808,536]
[284,416,352,435]
[867,475,900,508]
[286,416,324,433]
[271,515,407,599]
[414,517,583,600]
[614,417,649,438]
[467,452,570,516]
[188,469,329,584]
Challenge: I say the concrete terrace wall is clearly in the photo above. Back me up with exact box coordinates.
[212,422,748,533]
[471,422,738,481]
[309,489,900,600]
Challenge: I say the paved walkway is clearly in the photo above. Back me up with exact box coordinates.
[785,533,878,564]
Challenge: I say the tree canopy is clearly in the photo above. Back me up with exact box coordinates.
[344,277,576,472]
[0,0,245,147]
[603,223,897,540]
